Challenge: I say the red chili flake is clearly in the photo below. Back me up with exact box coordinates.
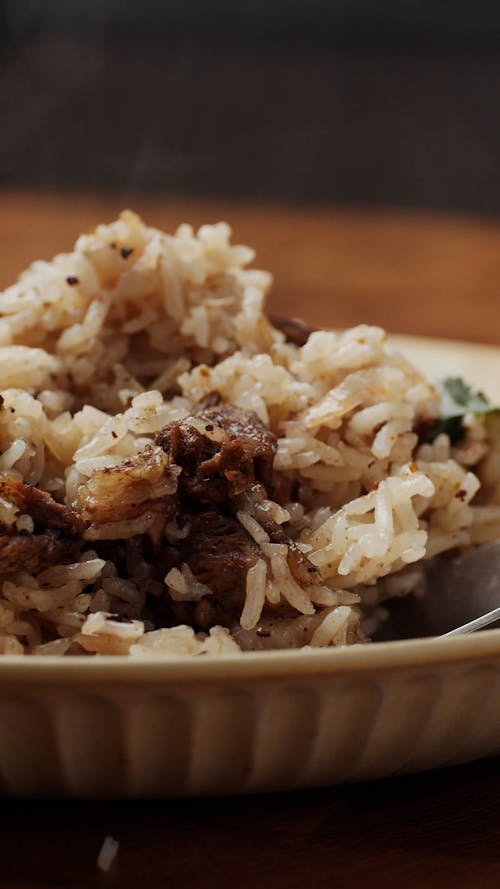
[456,489,467,501]
[409,462,418,472]
[373,481,379,490]
[120,247,134,259]
[66,276,79,286]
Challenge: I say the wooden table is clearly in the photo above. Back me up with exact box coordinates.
[2,191,500,345]
[0,192,500,889]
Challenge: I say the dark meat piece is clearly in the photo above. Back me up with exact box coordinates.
[0,477,83,575]
[181,510,259,602]
[0,477,83,538]
[162,509,260,631]
[269,316,314,347]
[77,446,179,530]
[157,403,277,504]
[0,532,81,575]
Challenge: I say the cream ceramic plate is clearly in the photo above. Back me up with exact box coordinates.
[1,335,500,799]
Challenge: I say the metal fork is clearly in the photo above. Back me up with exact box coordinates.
[373,542,500,640]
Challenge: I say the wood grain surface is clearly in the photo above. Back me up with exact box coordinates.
[0,191,499,889]
[1,191,500,344]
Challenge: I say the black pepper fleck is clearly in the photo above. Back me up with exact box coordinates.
[66,276,79,286]
[205,424,214,432]
[111,431,118,439]
[120,247,134,260]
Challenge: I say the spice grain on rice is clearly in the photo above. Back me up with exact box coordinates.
[0,210,498,656]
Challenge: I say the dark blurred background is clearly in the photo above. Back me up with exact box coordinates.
[1,0,500,213]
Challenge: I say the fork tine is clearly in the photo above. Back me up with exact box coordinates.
[441,606,500,637]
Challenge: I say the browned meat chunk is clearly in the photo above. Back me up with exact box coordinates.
[157,403,277,504]
[0,532,81,575]
[0,477,83,538]
[0,476,83,575]
[182,510,259,601]
[162,509,261,631]
[77,446,179,530]
[269,316,314,347]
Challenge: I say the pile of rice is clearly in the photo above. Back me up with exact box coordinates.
[0,210,499,656]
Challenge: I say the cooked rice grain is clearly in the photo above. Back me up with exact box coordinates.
[0,210,498,656]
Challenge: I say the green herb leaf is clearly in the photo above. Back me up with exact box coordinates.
[425,377,495,444]
[439,377,491,418]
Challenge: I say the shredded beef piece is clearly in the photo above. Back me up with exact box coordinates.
[181,510,259,601]
[77,446,179,529]
[71,402,279,625]
[0,477,83,537]
[0,533,81,575]
[269,315,314,347]
[157,403,277,503]
[161,509,260,631]
[152,405,282,623]
[0,477,83,575]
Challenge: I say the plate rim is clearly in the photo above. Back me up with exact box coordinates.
[0,629,499,685]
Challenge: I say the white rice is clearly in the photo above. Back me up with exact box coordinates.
[0,210,498,656]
